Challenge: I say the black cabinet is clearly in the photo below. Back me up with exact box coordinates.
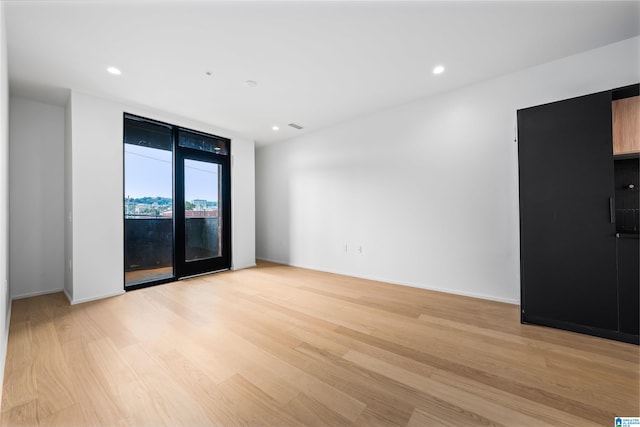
[518,86,639,344]
[618,234,639,335]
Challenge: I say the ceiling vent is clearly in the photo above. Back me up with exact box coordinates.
[288,123,304,130]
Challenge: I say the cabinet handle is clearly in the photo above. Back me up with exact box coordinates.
[609,197,615,224]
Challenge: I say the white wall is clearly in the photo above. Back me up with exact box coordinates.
[64,95,72,300]
[0,0,10,401]
[67,92,125,303]
[67,91,255,304]
[256,36,640,304]
[231,135,256,270]
[9,97,65,299]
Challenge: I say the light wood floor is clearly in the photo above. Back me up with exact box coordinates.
[1,261,638,426]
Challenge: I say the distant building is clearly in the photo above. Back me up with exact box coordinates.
[193,199,208,210]
[161,209,218,218]
[185,209,218,218]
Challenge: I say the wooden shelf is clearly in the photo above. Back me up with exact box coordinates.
[612,96,639,155]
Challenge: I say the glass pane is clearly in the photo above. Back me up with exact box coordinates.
[125,118,172,151]
[184,159,221,262]
[179,129,229,155]
[124,119,174,285]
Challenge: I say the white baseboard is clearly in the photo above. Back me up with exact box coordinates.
[255,257,286,265]
[63,288,72,304]
[69,290,125,305]
[255,258,520,305]
[11,287,64,300]
[232,262,257,270]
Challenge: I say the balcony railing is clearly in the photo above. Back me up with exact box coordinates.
[124,217,220,277]
[124,218,172,272]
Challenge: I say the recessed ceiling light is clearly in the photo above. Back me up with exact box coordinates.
[272,125,280,131]
[245,80,258,88]
[107,66,121,75]
[433,65,445,75]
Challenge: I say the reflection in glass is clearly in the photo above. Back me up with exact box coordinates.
[184,159,222,262]
[179,129,229,155]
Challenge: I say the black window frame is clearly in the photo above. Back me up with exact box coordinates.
[123,113,232,291]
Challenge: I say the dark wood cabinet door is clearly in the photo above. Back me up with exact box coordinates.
[518,91,618,331]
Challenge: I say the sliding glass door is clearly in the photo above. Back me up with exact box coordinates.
[175,129,231,277]
[124,118,174,286]
[124,115,231,289]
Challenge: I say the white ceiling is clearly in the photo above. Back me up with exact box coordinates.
[5,1,639,145]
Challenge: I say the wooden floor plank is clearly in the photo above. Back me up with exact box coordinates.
[284,392,353,427]
[140,345,251,427]
[30,320,76,419]
[61,337,129,426]
[343,349,567,427]
[0,320,36,412]
[406,406,502,427]
[0,400,38,427]
[120,343,216,426]
[216,374,303,427]
[1,261,637,426]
